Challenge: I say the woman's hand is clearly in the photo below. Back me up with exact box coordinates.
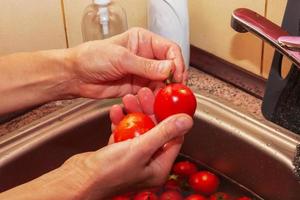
[0,27,185,115]
[68,27,186,99]
[0,114,193,200]
[74,114,193,199]
[110,87,157,135]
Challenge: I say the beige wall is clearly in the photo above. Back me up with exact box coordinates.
[0,0,290,78]
[189,0,265,75]
[0,0,67,56]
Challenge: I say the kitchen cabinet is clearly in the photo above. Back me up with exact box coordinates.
[189,0,266,75]
[262,0,291,78]
[0,0,67,56]
[63,0,147,47]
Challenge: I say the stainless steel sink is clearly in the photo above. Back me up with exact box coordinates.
[0,93,299,200]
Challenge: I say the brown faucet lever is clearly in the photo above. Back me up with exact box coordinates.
[278,36,300,51]
[231,8,300,68]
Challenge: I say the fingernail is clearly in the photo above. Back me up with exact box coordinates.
[175,115,192,131]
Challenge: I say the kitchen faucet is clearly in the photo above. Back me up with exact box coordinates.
[231,0,300,134]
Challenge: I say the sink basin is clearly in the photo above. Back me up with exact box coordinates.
[0,94,299,200]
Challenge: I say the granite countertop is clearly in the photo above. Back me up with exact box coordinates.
[0,67,263,137]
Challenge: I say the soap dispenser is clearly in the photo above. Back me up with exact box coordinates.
[82,0,128,41]
[148,0,190,69]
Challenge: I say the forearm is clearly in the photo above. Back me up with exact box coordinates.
[0,167,89,200]
[0,50,76,115]
[0,156,109,200]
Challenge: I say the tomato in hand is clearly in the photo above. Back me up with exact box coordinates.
[185,194,207,200]
[209,192,231,200]
[236,197,252,200]
[133,191,159,200]
[159,190,183,200]
[154,83,197,122]
[114,112,155,142]
[189,171,220,195]
[172,161,198,177]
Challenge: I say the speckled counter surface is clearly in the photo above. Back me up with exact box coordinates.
[187,68,263,119]
[0,67,263,137]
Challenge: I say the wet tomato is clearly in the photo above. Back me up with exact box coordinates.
[159,190,183,200]
[172,161,198,177]
[209,192,231,200]
[114,112,155,142]
[236,197,252,200]
[133,191,159,200]
[154,83,197,122]
[164,179,181,191]
[189,171,220,195]
[185,194,207,200]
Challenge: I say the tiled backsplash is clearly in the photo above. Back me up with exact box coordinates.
[0,0,289,79]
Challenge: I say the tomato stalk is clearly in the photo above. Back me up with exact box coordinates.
[165,72,174,85]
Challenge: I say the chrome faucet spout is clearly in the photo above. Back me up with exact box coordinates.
[231,8,300,68]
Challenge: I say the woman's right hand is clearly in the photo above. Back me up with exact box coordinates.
[0,91,193,200]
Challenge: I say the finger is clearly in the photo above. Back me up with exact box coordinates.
[121,52,175,81]
[122,94,142,113]
[165,45,185,83]
[132,114,193,163]
[136,29,185,82]
[182,70,189,84]
[148,136,184,175]
[137,87,155,115]
[148,81,166,92]
[113,28,185,82]
[109,105,125,126]
[108,133,115,145]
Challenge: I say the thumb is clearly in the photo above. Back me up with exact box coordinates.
[132,114,193,161]
[122,52,174,80]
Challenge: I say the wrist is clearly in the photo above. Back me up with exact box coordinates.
[39,49,79,101]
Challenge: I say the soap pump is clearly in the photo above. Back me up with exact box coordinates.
[82,0,128,41]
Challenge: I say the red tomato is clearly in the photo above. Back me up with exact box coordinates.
[236,197,252,200]
[189,171,220,195]
[112,194,131,200]
[172,161,198,177]
[133,191,159,200]
[159,190,183,200]
[114,112,155,142]
[164,179,181,191]
[154,83,197,122]
[185,194,207,200]
[209,192,231,200]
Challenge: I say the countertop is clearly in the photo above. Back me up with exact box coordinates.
[0,67,263,137]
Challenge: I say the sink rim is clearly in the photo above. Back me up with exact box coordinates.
[0,92,300,200]
[0,93,299,165]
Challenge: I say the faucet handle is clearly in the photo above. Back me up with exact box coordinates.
[231,8,300,68]
[278,36,300,51]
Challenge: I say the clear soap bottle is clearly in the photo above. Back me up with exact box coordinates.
[82,0,127,41]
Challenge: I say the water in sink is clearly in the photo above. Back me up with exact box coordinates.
[113,154,262,200]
